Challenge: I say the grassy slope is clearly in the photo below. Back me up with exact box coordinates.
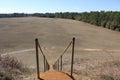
[0,17,120,79]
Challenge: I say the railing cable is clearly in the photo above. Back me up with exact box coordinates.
[53,40,72,69]
[61,41,72,57]
[53,37,75,78]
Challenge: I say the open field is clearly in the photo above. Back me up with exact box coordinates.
[0,17,120,79]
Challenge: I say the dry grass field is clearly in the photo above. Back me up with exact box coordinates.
[0,17,120,80]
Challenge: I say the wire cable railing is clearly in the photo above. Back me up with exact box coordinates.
[35,38,50,79]
[53,37,75,77]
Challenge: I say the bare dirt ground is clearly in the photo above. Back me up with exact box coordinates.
[0,17,120,80]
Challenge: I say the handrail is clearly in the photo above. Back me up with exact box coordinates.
[35,38,50,80]
[53,37,75,77]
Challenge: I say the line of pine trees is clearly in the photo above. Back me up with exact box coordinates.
[54,11,120,31]
[0,11,120,31]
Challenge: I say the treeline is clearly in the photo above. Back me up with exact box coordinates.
[0,13,55,18]
[34,11,120,31]
[0,13,30,18]
[0,11,120,31]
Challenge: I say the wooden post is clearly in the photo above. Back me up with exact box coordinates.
[35,38,40,79]
[71,37,75,77]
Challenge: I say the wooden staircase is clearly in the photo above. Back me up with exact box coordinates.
[34,38,75,80]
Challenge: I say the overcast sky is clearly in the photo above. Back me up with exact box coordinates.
[0,0,120,13]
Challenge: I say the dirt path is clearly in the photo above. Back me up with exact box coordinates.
[78,48,120,52]
[1,48,35,56]
[1,48,120,67]
[2,48,120,57]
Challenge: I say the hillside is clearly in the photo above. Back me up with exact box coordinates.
[0,17,120,80]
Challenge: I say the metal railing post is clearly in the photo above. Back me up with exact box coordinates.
[45,59,47,70]
[43,56,46,72]
[60,56,62,71]
[35,38,40,79]
[71,37,75,77]
[47,60,49,70]
[55,62,57,69]
[58,59,59,71]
